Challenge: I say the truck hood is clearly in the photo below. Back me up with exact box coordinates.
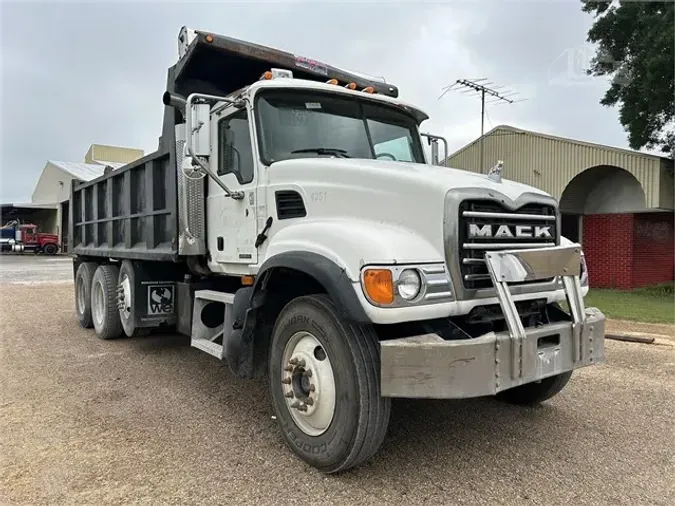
[267,158,554,264]
[269,158,549,202]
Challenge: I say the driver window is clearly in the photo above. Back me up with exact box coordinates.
[218,110,254,184]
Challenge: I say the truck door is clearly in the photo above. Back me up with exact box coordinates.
[206,107,258,266]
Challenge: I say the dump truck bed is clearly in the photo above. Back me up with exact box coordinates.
[69,150,179,261]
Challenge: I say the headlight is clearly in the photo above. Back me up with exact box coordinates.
[397,269,421,300]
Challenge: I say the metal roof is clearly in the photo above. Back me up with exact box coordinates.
[445,125,674,211]
[48,161,106,181]
[447,125,669,163]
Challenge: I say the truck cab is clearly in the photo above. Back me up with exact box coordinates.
[0,220,59,254]
[70,27,605,474]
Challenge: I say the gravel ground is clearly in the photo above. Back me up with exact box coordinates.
[1,268,674,504]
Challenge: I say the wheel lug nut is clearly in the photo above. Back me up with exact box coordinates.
[290,401,300,409]
[305,398,314,406]
[284,391,294,398]
[296,359,306,367]
[309,384,315,392]
[281,377,291,385]
[297,404,308,412]
[305,370,312,378]
[284,365,294,372]
[289,358,298,365]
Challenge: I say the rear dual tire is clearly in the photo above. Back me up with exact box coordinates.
[91,264,124,340]
[269,294,390,473]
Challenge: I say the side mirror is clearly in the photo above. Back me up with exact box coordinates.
[420,133,448,166]
[189,102,211,157]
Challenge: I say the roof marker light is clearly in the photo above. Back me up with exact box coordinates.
[345,82,357,90]
[205,34,214,43]
[362,86,375,94]
[326,79,339,85]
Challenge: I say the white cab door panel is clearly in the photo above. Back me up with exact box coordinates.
[206,106,258,266]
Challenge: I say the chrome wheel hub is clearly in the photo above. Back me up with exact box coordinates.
[76,277,86,314]
[117,275,132,318]
[281,331,336,436]
[92,281,105,327]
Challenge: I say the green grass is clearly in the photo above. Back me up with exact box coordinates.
[583,283,675,324]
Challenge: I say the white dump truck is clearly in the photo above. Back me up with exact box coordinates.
[70,27,605,473]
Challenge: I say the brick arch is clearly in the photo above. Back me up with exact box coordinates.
[559,165,646,214]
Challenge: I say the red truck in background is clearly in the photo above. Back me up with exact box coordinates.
[0,220,59,255]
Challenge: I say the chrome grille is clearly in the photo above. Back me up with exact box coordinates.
[459,200,558,289]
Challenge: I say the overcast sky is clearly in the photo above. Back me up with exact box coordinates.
[1,0,632,202]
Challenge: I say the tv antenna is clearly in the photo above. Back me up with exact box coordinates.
[440,78,525,172]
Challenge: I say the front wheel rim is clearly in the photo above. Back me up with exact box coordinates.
[280,331,336,436]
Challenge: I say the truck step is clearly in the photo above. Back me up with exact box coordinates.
[194,289,235,304]
[191,338,224,359]
[190,290,235,360]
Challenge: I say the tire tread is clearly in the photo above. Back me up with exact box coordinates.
[92,264,123,340]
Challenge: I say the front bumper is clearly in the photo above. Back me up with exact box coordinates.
[380,307,605,398]
[380,243,606,399]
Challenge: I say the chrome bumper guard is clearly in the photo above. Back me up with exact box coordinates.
[381,244,606,399]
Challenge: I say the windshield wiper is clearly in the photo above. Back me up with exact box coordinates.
[290,147,351,158]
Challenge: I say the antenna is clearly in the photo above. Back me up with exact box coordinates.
[440,78,525,172]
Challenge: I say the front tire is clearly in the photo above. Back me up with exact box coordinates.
[43,243,58,255]
[269,294,390,473]
[91,264,123,340]
[496,371,573,405]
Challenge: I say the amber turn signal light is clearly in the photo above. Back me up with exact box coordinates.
[363,269,394,305]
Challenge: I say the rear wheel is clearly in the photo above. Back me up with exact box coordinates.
[75,262,97,328]
[91,264,123,340]
[43,243,57,255]
[497,371,573,405]
[269,294,390,473]
[118,260,150,337]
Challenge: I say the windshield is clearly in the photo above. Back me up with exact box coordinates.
[255,89,425,164]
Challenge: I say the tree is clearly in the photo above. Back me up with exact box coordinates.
[582,0,674,157]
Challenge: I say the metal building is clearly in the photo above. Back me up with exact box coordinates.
[447,125,674,289]
[2,144,144,253]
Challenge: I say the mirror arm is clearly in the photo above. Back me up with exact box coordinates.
[420,132,449,166]
[186,144,244,200]
[185,92,246,200]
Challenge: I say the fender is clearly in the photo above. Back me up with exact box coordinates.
[252,251,370,323]
[231,251,370,379]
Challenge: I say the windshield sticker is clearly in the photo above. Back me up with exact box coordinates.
[305,102,322,110]
[290,109,309,125]
[294,55,328,76]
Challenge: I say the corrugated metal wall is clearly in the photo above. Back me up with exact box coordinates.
[447,126,670,210]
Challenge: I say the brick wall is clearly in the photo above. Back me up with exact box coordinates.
[632,212,674,287]
[583,214,635,289]
[582,212,674,289]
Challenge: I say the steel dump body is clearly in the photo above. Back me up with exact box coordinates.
[70,29,399,261]
[69,151,178,261]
